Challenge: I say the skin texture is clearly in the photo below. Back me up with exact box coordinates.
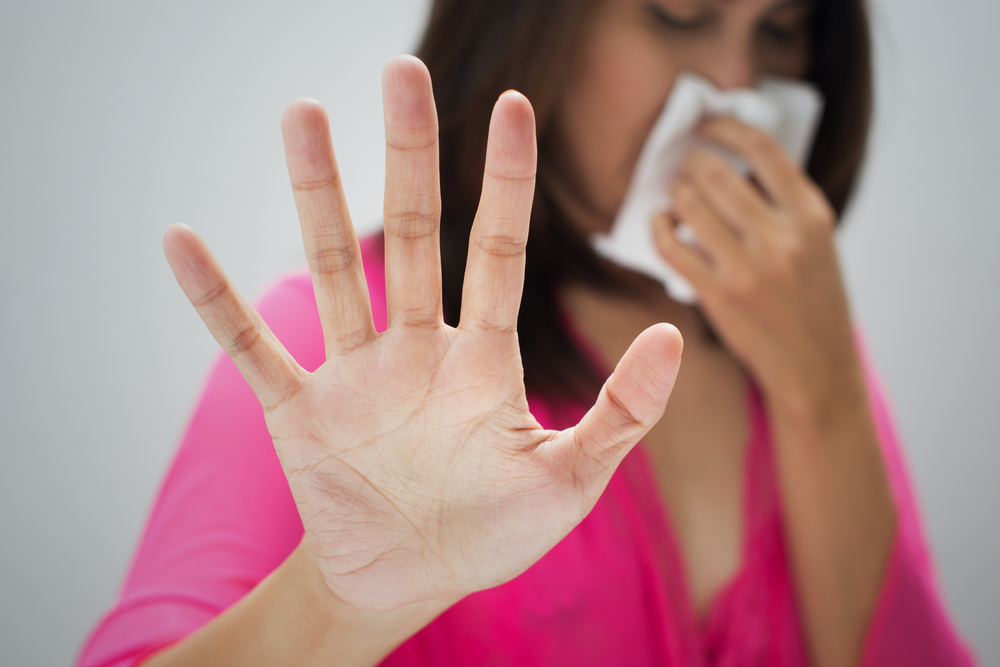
[147,56,683,667]
[146,1,894,665]
[556,1,895,666]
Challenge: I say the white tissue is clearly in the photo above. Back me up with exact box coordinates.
[591,73,824,304]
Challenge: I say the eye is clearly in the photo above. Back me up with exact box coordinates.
[757,3,815,45]
[759,20,798,43]
[645,2,711,31]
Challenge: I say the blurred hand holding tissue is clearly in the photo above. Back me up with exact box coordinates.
[591,72,824,304]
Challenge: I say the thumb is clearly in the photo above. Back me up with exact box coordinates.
[565,323,682,487]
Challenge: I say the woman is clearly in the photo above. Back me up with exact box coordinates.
[78,0,973,665]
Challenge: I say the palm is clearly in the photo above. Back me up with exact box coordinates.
[164,56,682,613]
[273,328,573,610]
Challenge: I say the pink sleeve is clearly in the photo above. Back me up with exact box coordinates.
[76,236,387,667]
[858,344,976,666]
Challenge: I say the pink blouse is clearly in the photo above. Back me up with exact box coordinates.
[77,235,975,666]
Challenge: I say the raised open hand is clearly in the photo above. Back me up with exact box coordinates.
[163,56,682,614]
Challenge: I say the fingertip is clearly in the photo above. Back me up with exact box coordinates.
[382,55,435,130]
[631,322,684,367]
[498,90,536,138]
[163,223,198,260]
[281,98,336,183]
[486,90,537,177]
[498,89,531,110]
[382,54,430,86]
[494,90,535,129]
[162,222,209,279]
[162,226,199,294]
[281,98,328,139]
[622,323,683,399]
[649,322,684,360]
[163,222,191,244]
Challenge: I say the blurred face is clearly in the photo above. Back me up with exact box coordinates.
[553,0,814,231]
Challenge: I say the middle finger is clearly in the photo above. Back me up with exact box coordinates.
[382,55,443,330]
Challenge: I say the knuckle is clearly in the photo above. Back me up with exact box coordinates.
[389,206,440,240]
[474,230,526,257]
[262,376,305,413]
[725,268,760,301]
[466,318,517,335]
[385,128,437,153]
[291,174,341,193]
[798,184,836,229]
[768,233,806,280]
[311,244,358,276]
[396,304,441,329]
[566,433,604,489]
[327,329,373,354]
[748,129,778,157]
[485,165,537,182]
[808,198,836,230]
[603,383,646,431]
[229,322,262,356]
[193,280,230,308]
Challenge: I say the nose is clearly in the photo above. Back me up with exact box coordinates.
[695,40,756,90]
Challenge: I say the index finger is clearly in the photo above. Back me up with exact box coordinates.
[459,91,537,333]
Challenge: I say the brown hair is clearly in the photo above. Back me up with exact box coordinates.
[416,0,873,400]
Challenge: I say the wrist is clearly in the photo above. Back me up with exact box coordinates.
[761,356,870,433]
[286,538,453,666]
[140,536,452,667]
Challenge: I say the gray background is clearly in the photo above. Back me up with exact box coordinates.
[0,0,997,665]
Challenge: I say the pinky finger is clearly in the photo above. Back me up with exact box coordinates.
[163,224,305,412]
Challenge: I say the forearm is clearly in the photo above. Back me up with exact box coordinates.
[143,537,450,667]
[765,358,896,667]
